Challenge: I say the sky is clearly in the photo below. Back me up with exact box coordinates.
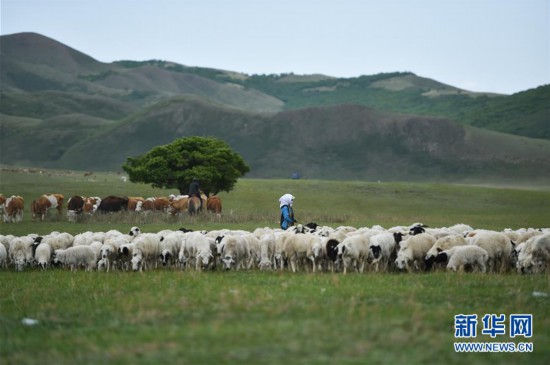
[1,0,549,95]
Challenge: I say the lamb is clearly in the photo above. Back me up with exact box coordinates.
[336,233,371,274]
[468,231,513,273]
[34,242,52,269]
[395,233,436,272]
[424,234,467,270]
[53,246,97,271]
[131,233,162,271]
[435,245,489,273]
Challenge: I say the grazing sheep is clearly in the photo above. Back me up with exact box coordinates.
[336,234,371,274]
[282,233,320,273]
[0,243,7,269]
[468,231,513,273]
[435,245,489,273]
[395,233,436,272]
[194,234,214,271]
[325,238,341,272]
[516,233,550,274]
[35,243,52,269]
[369,232,398,272]
[53,246,97,271]
[219,235,250,271]
[158,233,179,269]
[131,233,162,271]
[259,233,276,270]
[242,234,261,269]
[425,234,467,270]
[9,236,35,271]
[39,232,74,251]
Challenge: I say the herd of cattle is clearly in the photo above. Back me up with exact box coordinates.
[1,221,548,274]
[0,193,222,222]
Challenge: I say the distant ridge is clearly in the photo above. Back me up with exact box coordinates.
[1,32,549,184]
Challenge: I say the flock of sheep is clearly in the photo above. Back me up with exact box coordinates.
[1,222,549,274]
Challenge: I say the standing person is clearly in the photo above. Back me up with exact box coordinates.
[189,178,203,210]
[279,193,296,230]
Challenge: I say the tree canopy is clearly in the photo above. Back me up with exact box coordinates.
[122,136,250,196]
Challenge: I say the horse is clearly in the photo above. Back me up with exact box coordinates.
[188,196,201,215]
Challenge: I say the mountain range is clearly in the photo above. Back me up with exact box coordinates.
[1,32,549,184]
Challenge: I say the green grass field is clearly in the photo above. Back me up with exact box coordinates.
[1,168,549,364]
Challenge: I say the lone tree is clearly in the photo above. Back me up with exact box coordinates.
[122,136,250,196]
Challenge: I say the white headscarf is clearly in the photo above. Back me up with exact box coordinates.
[279,193,295,208]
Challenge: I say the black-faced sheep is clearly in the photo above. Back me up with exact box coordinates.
[425,234,467,270]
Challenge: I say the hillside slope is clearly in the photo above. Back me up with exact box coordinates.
[6,97,546,183]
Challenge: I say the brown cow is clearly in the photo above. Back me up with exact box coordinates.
[31,194,64,221]
[127,197,145,211]
[67,195,84,222]
[168,196,189,215]
[3,195,24,223]
[83,197,101,214]
[0,194,6,217]
[137,197,170,212]
[207,196,222,214]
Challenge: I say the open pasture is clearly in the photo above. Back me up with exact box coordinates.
[1,168,549,364]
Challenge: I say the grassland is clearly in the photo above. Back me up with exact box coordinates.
[1,168,549,364]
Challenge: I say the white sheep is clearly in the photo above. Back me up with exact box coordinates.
[159,232,182,269]
[368,232,397,272]
[336,234,371,274]
[219,235,249,271]
[436,245,489,273]
[516,233,550,274]
[282,233,320,273]
[131,233,162,271]
[41,232,74,251]
[258,233,276,270]
[194,234,214,271]
[118,242,136,271]
[395,233,436,272]
[34,242,52,269]
[0,243,7,269]
[468,231,513,273]
[53,246,97,271]
[424,234,467,270]
[9,236,35,271]
[242,234,261,269]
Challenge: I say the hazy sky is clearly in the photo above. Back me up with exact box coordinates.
[1,0,549,94]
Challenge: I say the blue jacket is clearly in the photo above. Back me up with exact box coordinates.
[280,205,295,230]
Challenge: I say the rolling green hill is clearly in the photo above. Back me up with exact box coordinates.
[1,32,549,184]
